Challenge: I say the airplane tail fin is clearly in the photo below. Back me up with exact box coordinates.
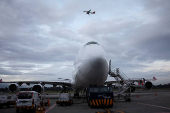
[153,77,157,80]
[0,79,2,82]
[93,11,95,14]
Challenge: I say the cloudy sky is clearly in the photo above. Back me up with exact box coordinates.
[0,0,170,88]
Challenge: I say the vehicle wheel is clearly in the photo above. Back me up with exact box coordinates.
[0,105,3,109]
[16,109,19,113]
[7,104,10,108]
[90,102,93,108]
[125,98,131,102]
[109,104,113,108]
[32,105,36,112]
[128,98,131,102]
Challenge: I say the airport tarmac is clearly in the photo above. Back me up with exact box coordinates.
[1,91,170,113]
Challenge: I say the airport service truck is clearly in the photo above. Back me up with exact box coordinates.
[0,94,16,108]
[87,86,114,108]
[56,93,73,106]
[15,91,40,113]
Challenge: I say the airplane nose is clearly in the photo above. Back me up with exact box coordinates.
[89,57,108,69]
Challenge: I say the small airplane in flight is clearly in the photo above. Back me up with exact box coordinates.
[84,9,95,15]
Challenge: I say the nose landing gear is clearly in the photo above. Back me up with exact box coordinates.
[74,90,79,98]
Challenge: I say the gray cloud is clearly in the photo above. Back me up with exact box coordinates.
[0,0,169,86]
[0,67,22,75]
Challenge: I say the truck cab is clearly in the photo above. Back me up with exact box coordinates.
[15,91,39,113]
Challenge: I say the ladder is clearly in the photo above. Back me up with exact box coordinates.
[108,60,132,101]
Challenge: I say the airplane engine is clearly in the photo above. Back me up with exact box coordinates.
[8,83,20,92]
[145,81,153,89]
[32,84,44,93]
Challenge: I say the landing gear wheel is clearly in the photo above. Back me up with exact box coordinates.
[125,98,131,102]
[74,91,79,98]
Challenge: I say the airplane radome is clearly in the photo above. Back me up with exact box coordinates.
[72,41,109,89]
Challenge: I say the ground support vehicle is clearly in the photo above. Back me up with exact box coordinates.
[87,86,114,108]
[15,91,40,113]
[56,93,73,106]
[0,94,16,108]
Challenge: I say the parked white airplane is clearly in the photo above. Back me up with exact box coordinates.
[72,41,108,89]
[0,41,156,96]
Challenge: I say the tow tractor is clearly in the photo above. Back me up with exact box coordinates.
[87,86,114,108]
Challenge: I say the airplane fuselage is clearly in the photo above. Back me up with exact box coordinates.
[72,41,108,89]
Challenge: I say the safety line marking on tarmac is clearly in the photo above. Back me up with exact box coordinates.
[104,108,110,112]
[133,102,170,110]
[99,108,125,113]
[45,103,56,113]
[97,110,125,113]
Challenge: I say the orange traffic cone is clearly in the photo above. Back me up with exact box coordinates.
[155,93,157,96]
[48,99,50,106]
[137,94,139,98]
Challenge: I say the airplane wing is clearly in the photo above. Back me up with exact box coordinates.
[129,77,157,83]
[0,78,73,93]
[145,77,157,81]
[0,80,72,87]
[104,77,157,85]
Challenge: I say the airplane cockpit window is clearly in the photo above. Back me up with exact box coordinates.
[84,41,99,47]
